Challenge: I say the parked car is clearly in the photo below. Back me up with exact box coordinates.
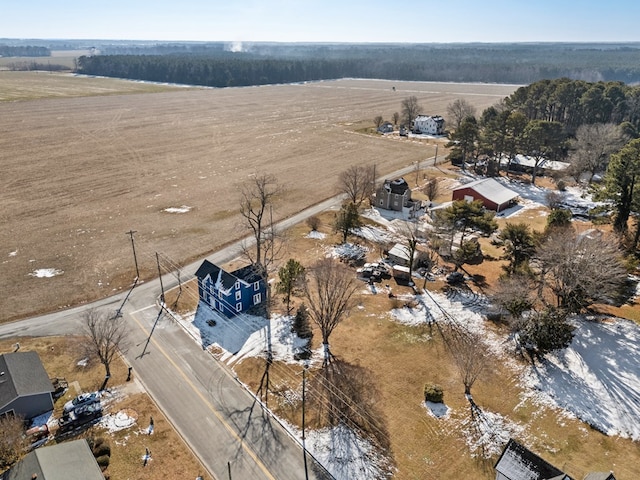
[63,391,100,413]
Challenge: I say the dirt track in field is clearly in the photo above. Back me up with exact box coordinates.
[0,74,518,322]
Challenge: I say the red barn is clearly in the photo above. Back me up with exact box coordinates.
[452,178,518,212]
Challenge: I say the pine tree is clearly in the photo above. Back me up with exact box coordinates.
[292,304,313,340]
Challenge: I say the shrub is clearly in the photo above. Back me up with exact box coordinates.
[94,443,111,458]
[556,179,566,191]
[96,455,110,469]
[424,383,444,403]
[89,436,105,452]
[306,215,321,231]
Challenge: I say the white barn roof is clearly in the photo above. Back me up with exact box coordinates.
[453,178,519,206]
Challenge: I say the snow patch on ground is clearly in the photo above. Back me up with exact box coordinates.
[521,317,640,441]
[305,230,326,239]
[282,422,392,480]
[424,401,450,419]
[326,242,369,261]
[352,225,396,244]
[174,303,309,365]
[99,410,137,433]
[29,268,63,278]
[163,205,192,213]
[454,407,527,459]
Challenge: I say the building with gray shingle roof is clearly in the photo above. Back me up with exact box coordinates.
[0,439,104,480]
[0,351,54,420]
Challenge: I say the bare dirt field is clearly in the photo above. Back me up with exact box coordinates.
[0,72,518,322]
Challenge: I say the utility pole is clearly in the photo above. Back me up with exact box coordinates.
[302,365,309,480]
[126,230,140,281]
[434,144,438,165]
[156,252,165,306]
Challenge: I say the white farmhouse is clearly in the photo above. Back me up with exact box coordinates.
[413,115,445,135]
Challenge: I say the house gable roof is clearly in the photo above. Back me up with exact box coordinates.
[0,351,53,410]
[453,177,518,206]
[583,473,616,480]
[195,260,262,291]
[495,439,569,480]
[1,439,105,480]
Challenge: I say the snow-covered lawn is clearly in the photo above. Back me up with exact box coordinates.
[391,289,640,454]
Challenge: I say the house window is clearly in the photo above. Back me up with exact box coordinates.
[235,290,242,301]
[379,199,383,206]
[235,281,240,290]
[253,293,261,304]
[236,302,242,312]
[254,281,260,291]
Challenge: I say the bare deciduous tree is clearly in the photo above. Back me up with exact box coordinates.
[0,414,26,470]
[239,173,283,281]
[569,123,625,183]
[304,258,359,366]
[336,165,376,208]
[447,99,477,131]
[489,274,535,332]
[534,229,627,313]
[373,115,384,128]
[401,95,422,127]
[396,220,424,281]
[446,328,486,401]
[83,309,128,390]
[392,111,400,126]
[422,178,440,204]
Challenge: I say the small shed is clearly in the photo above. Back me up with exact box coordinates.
[0,351,54,420]
[452,178,518,212]
[387,243,410,266]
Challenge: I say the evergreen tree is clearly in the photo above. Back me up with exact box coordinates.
[603,138,640,234]
[292,304,313,340]
[334,202,362,243]
[277,259,306,315]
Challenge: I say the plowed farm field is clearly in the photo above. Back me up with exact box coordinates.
[0,72,518,322]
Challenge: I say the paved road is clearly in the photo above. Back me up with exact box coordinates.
[0,155,437,479]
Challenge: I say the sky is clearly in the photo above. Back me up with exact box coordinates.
[2,0,640,44]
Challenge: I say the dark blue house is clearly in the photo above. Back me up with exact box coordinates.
[195,260,266,317]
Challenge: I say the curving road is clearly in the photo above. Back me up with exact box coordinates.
[0,156,437,480]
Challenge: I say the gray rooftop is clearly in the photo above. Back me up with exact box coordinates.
[0,351,54,410]
[0,439,104,480]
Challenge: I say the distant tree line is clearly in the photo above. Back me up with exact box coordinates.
[5,61,68,72]
[77,55,363,87]
[0,45,50,57]
[76,43,640,86]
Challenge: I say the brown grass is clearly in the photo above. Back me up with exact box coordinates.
[229,203,640,479]
[0,337,211,480]
[1,73,516,323]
